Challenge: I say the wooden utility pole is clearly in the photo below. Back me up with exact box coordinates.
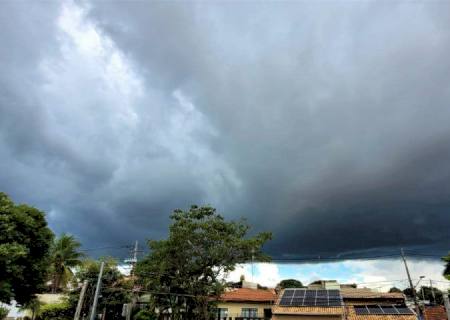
[74,280,88,320]
[401,249,420,316]
[89,261,105,320]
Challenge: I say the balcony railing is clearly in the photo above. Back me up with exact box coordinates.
[216,313,271,320]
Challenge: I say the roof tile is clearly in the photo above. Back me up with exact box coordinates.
[219,288,276,303]
[424,306,448,320]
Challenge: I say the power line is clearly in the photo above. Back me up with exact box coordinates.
[80,245,131,252]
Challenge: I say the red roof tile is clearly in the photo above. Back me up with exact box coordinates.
[424,306,448,320]
[219,288,276,303]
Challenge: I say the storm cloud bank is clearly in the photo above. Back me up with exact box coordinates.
[1,1,450,258]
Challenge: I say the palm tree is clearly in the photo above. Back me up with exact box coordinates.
[50,233,84,293]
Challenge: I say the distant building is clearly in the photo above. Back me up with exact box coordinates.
[342,288,416,320]
[216,282,276,320]
[308,281,341,290]
[272,285,416,320]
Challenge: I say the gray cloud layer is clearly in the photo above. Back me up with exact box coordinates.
[1,1,450,258]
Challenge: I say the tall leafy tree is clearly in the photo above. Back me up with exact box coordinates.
[442,253,450,280]
[418,286,444,305]
[0,192,54,305]
[278,279,304,289]
[136,205,272,320]
[68,258,131,320]
[50,233,84,292]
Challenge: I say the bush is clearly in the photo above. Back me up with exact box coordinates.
[0,306,9,320]
[133,309,157,320]
[36,302,72,320]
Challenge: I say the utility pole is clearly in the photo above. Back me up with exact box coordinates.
[89,261,104,320]
[443,292,450,320]
[251,248,255,283]
[132,241,138,275]
[74,280,88,320]
[430,280,436,305]
[126,241,139,320]
[401,248,420,316]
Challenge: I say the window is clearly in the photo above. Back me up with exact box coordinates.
[241,308,258,317]
[218,308,228,319]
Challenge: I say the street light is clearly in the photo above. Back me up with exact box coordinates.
[414,276,425,289]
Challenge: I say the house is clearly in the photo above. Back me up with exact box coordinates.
[272,286,416,320]
[342,287,416,320]
[308,281,341,290]
[216,287,277,319]
[272,288,345,320]
[340,288,406,305]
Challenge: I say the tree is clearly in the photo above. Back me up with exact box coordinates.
[136,205,272,320]
[20,297,41,320]
[389,287,402,293]
[403,287,414,298]
[36,302,72,320]
[418,286,444,305]
[67,258,131,319]
[442,253,450,280]
[278,279,304,289]
[0,192,54,305]
[50,233,84,293]
[0,306,9,320]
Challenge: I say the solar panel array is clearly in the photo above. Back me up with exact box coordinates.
[354,305,415,315]
[279,289,343,307]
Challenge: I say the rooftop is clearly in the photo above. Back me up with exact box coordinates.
[341,288,405,300]
[424,306,448,320]
[346,306,416,320]
[219,287,276,303]
[272,305,344,315]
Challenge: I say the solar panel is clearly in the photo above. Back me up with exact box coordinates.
[354,305,414,315]
[354,306,369,315]
[279,297,292,306]
[283,289,295,297]
[381,306,398,314]
[394,306,414,315]
[280,289,343,307]
[367,306,383,314]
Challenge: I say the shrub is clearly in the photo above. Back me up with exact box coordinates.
[0,306,9,320]
[133,309,157,320]
[36,302,72,320]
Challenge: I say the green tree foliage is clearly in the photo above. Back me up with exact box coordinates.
[389,287,402,293]
[278,279,304,289]
[136,205,272,320]
[20,297,41,320]
[403,287,414,297]
[418,286,444,305]
[0,306,9,320]
[50,233,84,293]
[35,302,72,320]
[133,308,157,320]
[442,253,450,280]
[68,258,131,319]
[0,192,54,304]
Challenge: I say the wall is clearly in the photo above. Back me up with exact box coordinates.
[273,315,342,320]
[217,302,272,318]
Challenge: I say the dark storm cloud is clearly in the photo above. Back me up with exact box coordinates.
[1,1,450,258]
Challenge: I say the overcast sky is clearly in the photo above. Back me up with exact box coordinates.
[1,1,450,263]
